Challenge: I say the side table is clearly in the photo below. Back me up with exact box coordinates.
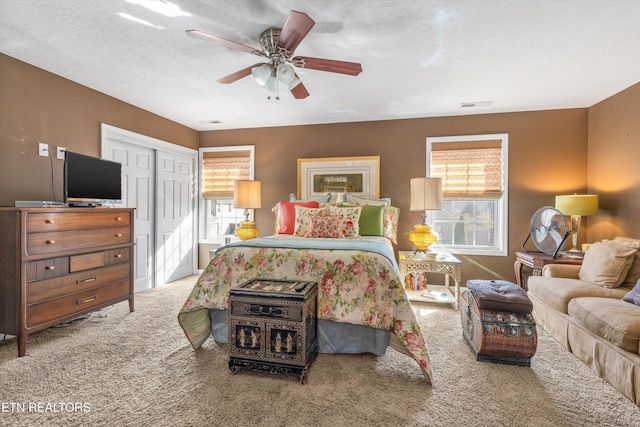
[514,251,582,290]
[398,251,462,310]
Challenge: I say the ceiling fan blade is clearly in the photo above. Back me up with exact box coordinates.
[290,79,310,99]
[186,30,266,57]
[292,56,362,76]
[278,10,315,54]
[217,63,265,84]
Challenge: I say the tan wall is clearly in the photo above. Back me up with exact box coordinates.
[10,53,636,285]
[0,54,198,206]
[200,109,588,284]
[587,82,640,241]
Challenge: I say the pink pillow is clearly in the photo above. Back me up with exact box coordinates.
[275,201,319,234]
[306,214,345,238]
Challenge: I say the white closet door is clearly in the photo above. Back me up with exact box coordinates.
[101,124,197,291]
[106,142,155,293]
[156,150,195,284]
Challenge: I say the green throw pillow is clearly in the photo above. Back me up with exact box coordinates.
[358,204,385,236]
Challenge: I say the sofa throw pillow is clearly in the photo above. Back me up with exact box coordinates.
[305,214,344,238]
[293,205,328,237]
[622,280,640,306]
[611,237,640,286]
[329,205,361,237]
[579,241,637,288]
[274,201,319,234]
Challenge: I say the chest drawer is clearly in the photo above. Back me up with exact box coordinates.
[26,257,70,282]
[27,262,130,304]
[105,247,130,265]
[230,299,303,321]
[26,211,131,232]
[27,279,130,327]
[27,227,131,255]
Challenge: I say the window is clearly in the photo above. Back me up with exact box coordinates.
[199,146,255,244]
[426,134,508,256]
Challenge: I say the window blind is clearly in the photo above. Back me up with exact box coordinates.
[201,150,252,199]
[430,139,503,199]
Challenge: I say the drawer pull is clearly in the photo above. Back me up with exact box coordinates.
[115,254,123,259]
[77,277,97,284]
[115,233,122,238]
[115,216,122,221]
[45,265,55,271]
[45,219,55,224]
[46,239,55,245]
[77,296,97,305]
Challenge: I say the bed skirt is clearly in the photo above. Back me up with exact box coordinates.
[210,309,390,355]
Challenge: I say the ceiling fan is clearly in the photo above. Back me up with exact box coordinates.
[186,10,363,99]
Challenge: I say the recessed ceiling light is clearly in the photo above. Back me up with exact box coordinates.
[198,120,223,125]
[460,101,493,108]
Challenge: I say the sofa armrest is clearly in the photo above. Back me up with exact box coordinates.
[542,264,581,278]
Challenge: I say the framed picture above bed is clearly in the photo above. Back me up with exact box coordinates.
[297,156,380,201]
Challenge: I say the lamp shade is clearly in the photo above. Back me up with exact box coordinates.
[234,180,261,209]
[251,64,272,86]
[555,194,598,216]
[410,178,443,211]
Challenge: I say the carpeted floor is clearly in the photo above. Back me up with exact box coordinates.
[1,275,638,427]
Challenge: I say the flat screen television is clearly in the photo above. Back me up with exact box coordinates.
[64,151,122,206]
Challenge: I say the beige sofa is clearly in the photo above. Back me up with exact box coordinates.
[527,238,640,406]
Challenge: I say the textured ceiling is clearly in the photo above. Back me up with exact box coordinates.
[1,0,640,131]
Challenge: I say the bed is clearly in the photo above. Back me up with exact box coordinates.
[177,200,434,383]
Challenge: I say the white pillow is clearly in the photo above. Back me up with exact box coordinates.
[343,193,391,206]
[293,205,328,237]
[579,241,636,288]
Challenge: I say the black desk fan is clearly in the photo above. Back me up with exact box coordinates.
[521,206,570,259]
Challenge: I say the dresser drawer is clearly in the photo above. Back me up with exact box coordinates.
[27,263,130,304]
[105,247,130,265]
[27,227,131,255]
[26,211,131,233]
[26,257,70,282]
[27,279,130,327]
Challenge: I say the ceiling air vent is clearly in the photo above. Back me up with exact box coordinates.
[460,101,493,108]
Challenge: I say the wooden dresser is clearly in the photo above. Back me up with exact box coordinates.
[0,207,135,356]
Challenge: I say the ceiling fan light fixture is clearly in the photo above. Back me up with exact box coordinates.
[264,75,279,93]
[251,64,272,86]
[276,63,295,84]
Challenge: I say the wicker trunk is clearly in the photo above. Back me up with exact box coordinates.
[461,288,537,366]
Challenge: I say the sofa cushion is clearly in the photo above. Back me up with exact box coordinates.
[568,297,640,353]
[527,276,629,314]
[578,241,636,288]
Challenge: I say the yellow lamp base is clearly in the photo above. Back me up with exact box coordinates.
[409,223,438,253]
[235,220,260,240]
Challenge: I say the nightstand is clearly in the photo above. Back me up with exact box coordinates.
[514,251,582,290]
[398,251,462,310]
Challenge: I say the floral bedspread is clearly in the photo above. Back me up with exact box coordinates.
[177,236,433,383]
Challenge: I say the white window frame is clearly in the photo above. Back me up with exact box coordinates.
[426,134,508,256]
[198,145,255,245]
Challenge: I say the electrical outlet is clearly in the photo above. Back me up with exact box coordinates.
[38,143,49,157]
[57,146,66,160]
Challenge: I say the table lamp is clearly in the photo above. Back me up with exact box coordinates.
[555,194,598,253]
[409,177,443,253]
[234,180,261,240]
